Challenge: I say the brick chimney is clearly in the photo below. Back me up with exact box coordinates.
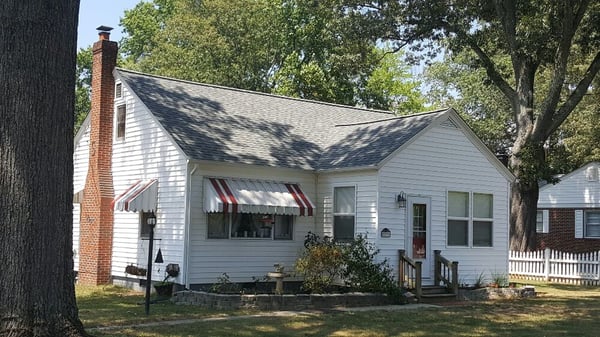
[79,26,118,285]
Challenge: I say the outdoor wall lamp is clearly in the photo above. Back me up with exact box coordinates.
[396,192,407,208]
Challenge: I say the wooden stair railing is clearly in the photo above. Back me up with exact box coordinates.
[398,249,422,300]
[434,250,459,298]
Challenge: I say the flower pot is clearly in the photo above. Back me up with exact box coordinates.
[154,283,173,298]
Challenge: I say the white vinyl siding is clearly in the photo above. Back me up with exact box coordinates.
[72,120,90,272]
[378,121,510,285]
[538,162,600,209]
[110,81,188,284]
[188,164,316,285]
[317,171,379,244]
[333,186,356,241]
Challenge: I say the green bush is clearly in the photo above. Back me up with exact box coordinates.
[295,233,403,300]
[342,235,402,299]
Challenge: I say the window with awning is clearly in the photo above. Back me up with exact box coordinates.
[204,178,315,216]
[113,179,158,212]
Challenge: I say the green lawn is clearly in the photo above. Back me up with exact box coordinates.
[79,282,600,337]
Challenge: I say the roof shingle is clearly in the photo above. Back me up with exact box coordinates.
[117,69,447,171]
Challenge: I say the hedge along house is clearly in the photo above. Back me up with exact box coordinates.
[536,162,600,253]
[73,28,514,290]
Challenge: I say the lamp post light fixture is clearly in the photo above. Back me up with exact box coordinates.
[145,211,156,315]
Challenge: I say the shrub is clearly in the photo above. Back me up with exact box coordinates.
[295,232,344,293]
[210,273,241,294]
[342,235,402,299]
[295,233,403,300]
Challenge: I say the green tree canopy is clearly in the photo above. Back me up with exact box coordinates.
[119,0,425,111]
[348,0,600,250]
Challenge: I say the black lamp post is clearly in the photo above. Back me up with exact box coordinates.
[144,211,156,315]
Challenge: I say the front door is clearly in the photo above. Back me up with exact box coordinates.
[407,196,431,278]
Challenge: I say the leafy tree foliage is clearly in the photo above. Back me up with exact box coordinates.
[424,49,600,172]
[75,47,92,133]
[348,0,600,250]
[119,0,425,111]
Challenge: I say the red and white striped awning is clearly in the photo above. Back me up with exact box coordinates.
[113,179,158,212]
[204,178,315,216]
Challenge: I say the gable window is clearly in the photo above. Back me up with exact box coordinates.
[207,213,293,240]
[447,191,494,247]
[115,83,122,98]
[333,186,355,242]
[585,211,600,238]
[116,105,126,139]
[140,211,154,239]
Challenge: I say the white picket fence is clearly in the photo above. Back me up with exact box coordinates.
[509,249,600,285]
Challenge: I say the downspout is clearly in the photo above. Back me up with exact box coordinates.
[183,161,198,289]
[314,172,319,235]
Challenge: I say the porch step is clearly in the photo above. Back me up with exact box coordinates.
[421,285,450,295]
[419,286,458,303]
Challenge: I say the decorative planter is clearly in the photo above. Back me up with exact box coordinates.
[154,283,173,298]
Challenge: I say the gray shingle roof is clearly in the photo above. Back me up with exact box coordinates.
[117,69,448,171]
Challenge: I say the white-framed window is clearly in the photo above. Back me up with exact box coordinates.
[139,211,153,239]
[116,104,126,139]
[115,82,122,98]
[206,213,293,240]
[447,191,493,247]
[585,210,600,238]
[333,186,355,241]
[536,210,549,233]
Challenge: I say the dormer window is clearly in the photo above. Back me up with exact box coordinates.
[116,105,126,139]
[115,83,122,98]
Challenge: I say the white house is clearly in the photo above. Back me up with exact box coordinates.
[74,29,514,290]
[537,162,600,253]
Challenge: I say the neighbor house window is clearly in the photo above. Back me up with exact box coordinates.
[140,211,153,239]
[207,213,292,240]
[536,210,549,233]
[116,105,126,139]
[585,211,600,238]
[333,186,355,241]
[447,191,494,247]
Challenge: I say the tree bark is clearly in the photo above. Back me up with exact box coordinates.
[509,136,544,251]
[0,1,88,336]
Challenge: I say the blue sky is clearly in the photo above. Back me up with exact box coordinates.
[77,0,141,49]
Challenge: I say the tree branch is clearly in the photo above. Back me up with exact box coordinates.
[535,1,591,138]
[546,51,600,136]
[493,0,517,53]
[465,37,516,102]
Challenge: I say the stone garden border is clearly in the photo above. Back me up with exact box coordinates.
[171,290,395,311]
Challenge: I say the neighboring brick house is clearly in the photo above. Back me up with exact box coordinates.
[536,162,600,253]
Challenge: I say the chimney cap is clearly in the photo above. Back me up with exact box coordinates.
[96,25,114,33]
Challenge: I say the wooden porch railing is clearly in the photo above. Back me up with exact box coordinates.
[398,249,422,299]
[434,250,459,297]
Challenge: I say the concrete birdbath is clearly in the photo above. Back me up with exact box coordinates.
[267,264,289,294]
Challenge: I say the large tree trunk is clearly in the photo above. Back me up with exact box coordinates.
[509,137,545,251]
[0,1,88,336]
